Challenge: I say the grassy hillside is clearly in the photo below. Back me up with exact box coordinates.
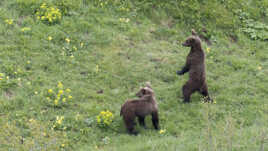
[0,0,268,150]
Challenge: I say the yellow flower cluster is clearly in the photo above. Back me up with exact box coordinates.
[57,81,63,89]
[119,7,130,12]
[0,73,11,85]
[96,110,114,127]
[46,82,72,106]
[201,99,216,104]
[52,116,66,130]
[95,0,125,8]
[36,3,62,24]
[61,38,84,58]
[119,18,130,23]
[5,19,13,25]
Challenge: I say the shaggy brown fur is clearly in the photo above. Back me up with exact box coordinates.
[176,29,212,103]
[120,83,159,135]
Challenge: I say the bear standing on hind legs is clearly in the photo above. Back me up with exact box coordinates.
[176,29,212,103]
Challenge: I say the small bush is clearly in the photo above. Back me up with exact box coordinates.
[35,3,62,24]
[96,110,114,128]
[45,82,73,107]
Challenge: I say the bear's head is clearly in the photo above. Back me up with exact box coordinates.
[182,29,201,48]
[182,37,201,47]
[136,86,154,98]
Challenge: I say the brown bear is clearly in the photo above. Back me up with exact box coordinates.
[176,29,212,103]
[120,83,159,135]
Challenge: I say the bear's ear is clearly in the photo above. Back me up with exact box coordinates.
[145,82,152,88]
[191,29,197,36]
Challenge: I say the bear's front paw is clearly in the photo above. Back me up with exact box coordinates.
[176,70,184,75]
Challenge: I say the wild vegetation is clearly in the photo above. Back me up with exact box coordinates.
[0,0,268,150]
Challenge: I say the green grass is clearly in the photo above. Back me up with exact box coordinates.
[0,0,268,150]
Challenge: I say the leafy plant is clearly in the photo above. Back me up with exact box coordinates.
[96,110,114,128]
[35,3,62,24]
[44,82,73,107]
[238,10,268,40]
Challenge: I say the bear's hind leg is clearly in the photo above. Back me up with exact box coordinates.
[151,112,159,130]
[182,81,197,103]
[124,114,138,135]
[199,83,212,102]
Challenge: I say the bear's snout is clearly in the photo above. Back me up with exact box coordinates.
[182,42,188,47]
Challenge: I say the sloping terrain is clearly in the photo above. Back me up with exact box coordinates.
[0,0,268,150]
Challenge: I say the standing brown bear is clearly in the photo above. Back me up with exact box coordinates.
[176,30,212,103]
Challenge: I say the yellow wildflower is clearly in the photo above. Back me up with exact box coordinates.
[62,98,66,102]
[80,42,84,47]
[65,38,70,43]
[97,116,101,123]
[159,129,166,134]
[34,91,38,95]
[66,88,71,93]
[70,55,74,58]
[54,99,59,105]
[21,27,31,32]
[40,3,46,9]
[57,82,63,88]
[68,95,72,99]
[56,116,64,124]
[73,46,77,51]
[206,47,210,53]
[119,18,130,23]
[258,66,262,70]
[58,90,64,95]
[48,36,52,41]
[48,89,53,93]
[57,94,61,100]
[5,19,13,25]
[27,60,31,64]
[29,119,34,122]
[6,76,9,80]
[95,65,99,73]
